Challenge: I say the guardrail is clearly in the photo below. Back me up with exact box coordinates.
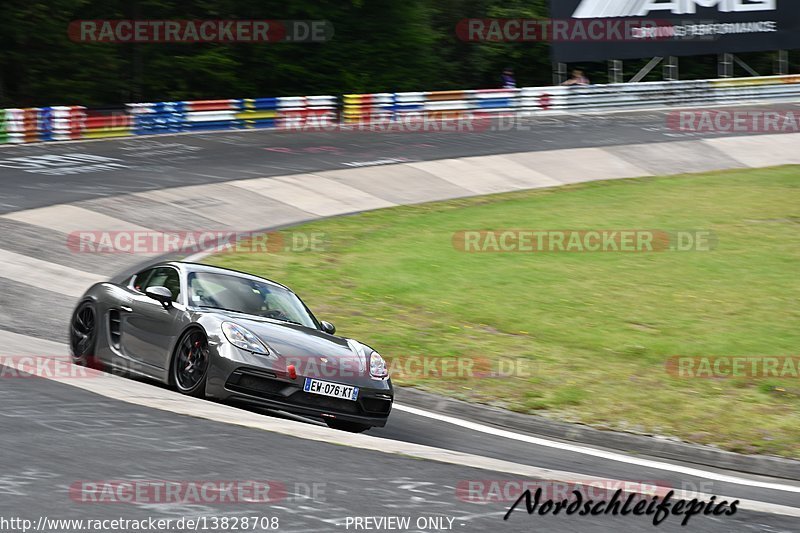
[2,75,798,144]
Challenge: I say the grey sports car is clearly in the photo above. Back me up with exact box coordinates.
[69,261,393,432]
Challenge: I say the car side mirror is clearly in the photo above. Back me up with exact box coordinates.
[320,321,336,335]
[145,286,173,308]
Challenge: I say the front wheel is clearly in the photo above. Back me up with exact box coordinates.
[172,329,209,398]
[70,301,100,369]
[324,419,371,433]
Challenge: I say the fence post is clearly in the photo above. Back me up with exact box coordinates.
[718,53,734,78]
[776,50,789,75]
[608,60,623,84]
[553,62,567,86]
[663,56,679,81]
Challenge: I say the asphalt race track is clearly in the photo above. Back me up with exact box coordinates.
[1,103,799,213]
[1,105,799,532]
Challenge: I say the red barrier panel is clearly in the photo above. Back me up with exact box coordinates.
[70,107,86,139]
[84,115,133,129]
[426,90,467,101]
[185,99,236,111]
[22,109,39,143]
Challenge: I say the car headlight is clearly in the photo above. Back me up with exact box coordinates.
[222,322,269,355]
[369,351,388,378]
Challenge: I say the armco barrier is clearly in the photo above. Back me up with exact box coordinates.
[0,108,6,144]
[184,99,239,131]
[543,75,800,114]
[129,102,186,135]
[342,93,395,123]
[52,106,84,141]
[5,108,43,144]
[276,95,337,129]
[344,89,529,124]
[236,97,278,129]
[83,107,132,139]
[3,76,800,144]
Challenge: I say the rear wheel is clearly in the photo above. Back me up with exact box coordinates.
[172,329,209,397]
[70,301,99,368]
[324,419,371,433]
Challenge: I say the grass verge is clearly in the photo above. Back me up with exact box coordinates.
[207,166,800,458]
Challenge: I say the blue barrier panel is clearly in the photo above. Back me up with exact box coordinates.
[252,97,279,110]
[133,101,186,135]
[250,119,277,129]
[38,107,54,141]
[474,98,513,109]
[183,120,241,131]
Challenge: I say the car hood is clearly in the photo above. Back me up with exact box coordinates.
[215,311,369,377]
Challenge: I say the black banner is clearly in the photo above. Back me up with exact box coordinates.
[550,0,800,63]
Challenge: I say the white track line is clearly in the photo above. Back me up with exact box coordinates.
[394,404,800,494]
[0,330,798,518]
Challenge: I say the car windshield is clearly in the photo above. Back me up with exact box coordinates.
[187,271,317,328]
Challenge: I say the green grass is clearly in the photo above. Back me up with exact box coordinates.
[207,166,800,458]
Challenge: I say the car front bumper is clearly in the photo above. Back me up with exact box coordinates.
[206,344,393,427]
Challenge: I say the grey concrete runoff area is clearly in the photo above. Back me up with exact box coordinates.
[0,106,799,532]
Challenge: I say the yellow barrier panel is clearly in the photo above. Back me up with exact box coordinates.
[710,75,800,88]
[235,110,277,120]
[82,127,132,139]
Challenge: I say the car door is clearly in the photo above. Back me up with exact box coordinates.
[120,266,183,370]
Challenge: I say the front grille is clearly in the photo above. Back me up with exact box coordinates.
[228,370,389,418]
[226,371,287,398]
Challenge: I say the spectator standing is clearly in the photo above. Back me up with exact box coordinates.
[562,69,590,86]
[501,67,516,89]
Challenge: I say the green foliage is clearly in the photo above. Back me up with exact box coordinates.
[0,0,794,106]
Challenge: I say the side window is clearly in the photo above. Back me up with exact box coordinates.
[132,268,154,292]
[141,267,181,302]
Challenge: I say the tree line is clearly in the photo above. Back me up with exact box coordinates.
[0,0,794,107]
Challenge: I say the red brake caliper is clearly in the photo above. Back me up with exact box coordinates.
[186,340,200,372]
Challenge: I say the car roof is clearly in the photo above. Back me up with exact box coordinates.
[156,261,292,292]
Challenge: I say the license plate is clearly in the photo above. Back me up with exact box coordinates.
[303,378,359,401]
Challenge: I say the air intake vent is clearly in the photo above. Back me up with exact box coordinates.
[109,310,121,350]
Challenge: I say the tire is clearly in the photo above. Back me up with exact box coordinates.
[70,301,100,369]
[324,419,371,433]
[171,328,209,398]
